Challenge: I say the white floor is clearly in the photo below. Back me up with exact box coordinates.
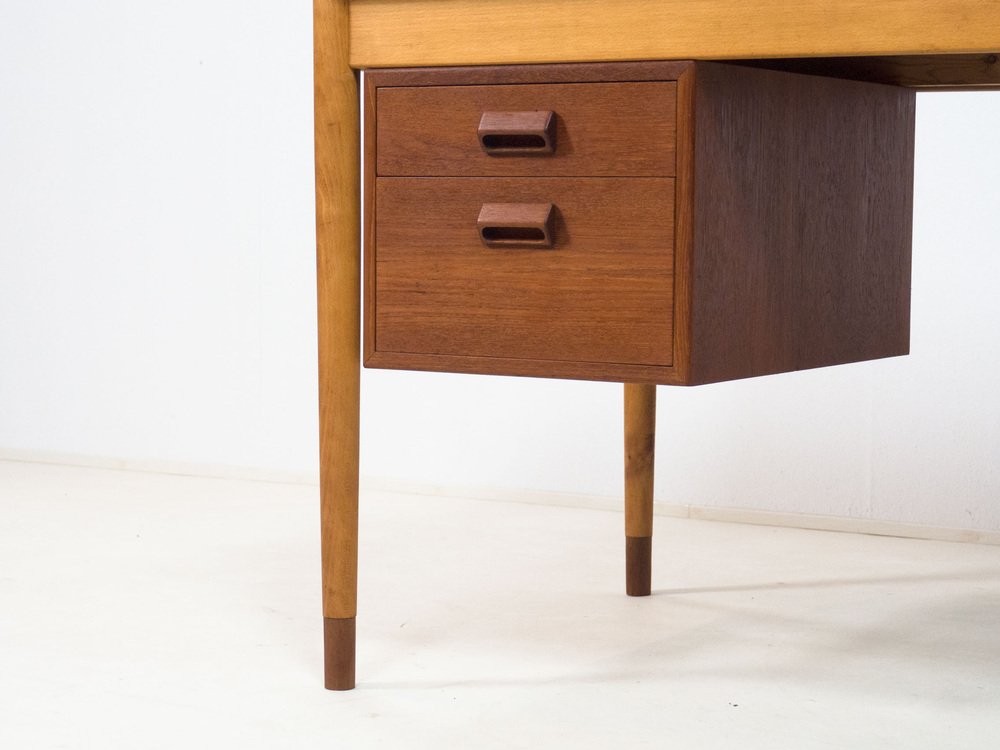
[1,460,998,749]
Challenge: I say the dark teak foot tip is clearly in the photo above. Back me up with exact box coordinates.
[626,536,652,597]
[323,617,356,690]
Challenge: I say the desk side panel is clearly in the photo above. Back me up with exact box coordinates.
[687,63,915,385]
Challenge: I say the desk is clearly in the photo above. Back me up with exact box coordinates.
[313,0,1000,690]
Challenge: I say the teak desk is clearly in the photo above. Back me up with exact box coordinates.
[313,0,1000,690]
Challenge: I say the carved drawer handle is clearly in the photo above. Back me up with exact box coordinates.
[477,203,555,248]
[478,111,556,155]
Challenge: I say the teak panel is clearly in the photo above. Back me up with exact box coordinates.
[373,177,675,369]
[732,54,1000,91]
[685,63,915,384]
[363,62,915,385]
[376,81,676,177]
[366,63,692,87]
[350,0,1000,69]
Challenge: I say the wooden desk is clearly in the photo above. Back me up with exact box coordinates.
[313,0,1000,690]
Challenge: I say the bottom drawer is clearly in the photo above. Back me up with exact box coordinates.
[371,177,675,368]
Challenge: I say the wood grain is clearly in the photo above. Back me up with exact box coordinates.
[323,617,356,691]
[365,62,692,87]
[624,383,656,538]
[671,64,696,386]
[477,202,555,247]
[350,0,1000,68]
[686,63,915,384]
[625,536,652,597]
[364,350,681,384]
[376,81,676,177]
[478,110,556,155]
[373,177,675,369]
[363,62,915,386]
[624,382,653,599]
[730,53,1000,90]
[365,63,687,382]
[363,70,379,366]
[315,0,360,628]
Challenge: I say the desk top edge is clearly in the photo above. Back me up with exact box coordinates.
[345,0,1000,88]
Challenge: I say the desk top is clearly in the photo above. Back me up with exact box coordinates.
[347,0,999,89]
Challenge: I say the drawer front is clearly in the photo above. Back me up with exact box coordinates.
[373,177,674,366]
[376,82,676,177]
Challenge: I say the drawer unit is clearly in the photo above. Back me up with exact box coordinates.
[363,62,914,385]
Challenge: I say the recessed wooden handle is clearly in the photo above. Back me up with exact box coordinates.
[478,111,556,155]
[478,203,555,248]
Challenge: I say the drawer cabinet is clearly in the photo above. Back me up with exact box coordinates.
[363,62,914,385]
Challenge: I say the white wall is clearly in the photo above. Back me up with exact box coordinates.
[1,3,998,531]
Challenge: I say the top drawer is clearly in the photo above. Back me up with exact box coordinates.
[376,82,676,177]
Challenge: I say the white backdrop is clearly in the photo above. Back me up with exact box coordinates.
[1,2,998,530]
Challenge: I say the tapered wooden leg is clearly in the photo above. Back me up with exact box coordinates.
[315,0,361,691]
[624,383,656,596]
